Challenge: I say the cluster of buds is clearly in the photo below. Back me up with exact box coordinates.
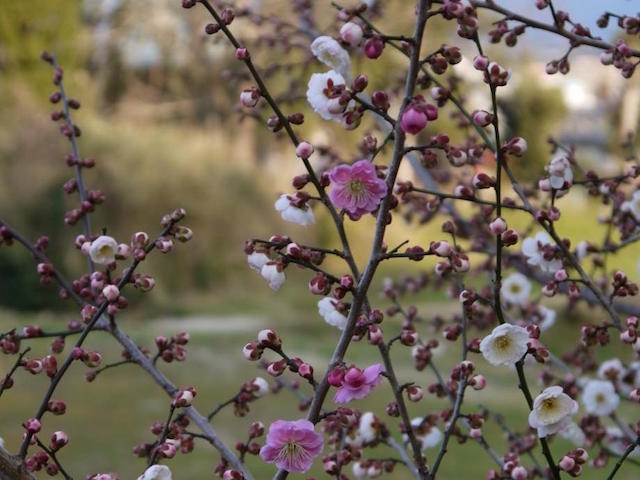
[611,270,639,298]
[580,324,610,347]
[558,448,589,477]
[600,40,637,78]
[441,0,479,38]
[134,415,193,459]
[71,347,102,368]
[488,21,526,47]
[155,332,190,363]
[495,453,529,480]
[25,449,59,475]
[425,44,462,75]
[411,340,438,371]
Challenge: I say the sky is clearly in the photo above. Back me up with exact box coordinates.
[504,0,639,55]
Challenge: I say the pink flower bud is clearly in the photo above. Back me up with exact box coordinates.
[501,229,519,247]
[430,240,452,257]
[295,141,314,159]
[309,274,331,295]
[472,172,495,189]
[469,427,482,438]
[364,37,385,59]
[298,362,313,379]
[504,137,528,156]
[406,385,423,402]
[257,329,282,349]
[489,217,507,235]
[472,109,494,127]
[328,366,345,387]
[102,285,120,302]
[368,325,383,345]
[630,388,640,402]
[24,418,41,433]
[340,22,363,47]
[240,88,260,108]
[559,456,575,471]
[267,360,287,377]
[50,431,68,451]
[400,329,419,346]
[469,374,486,390]
[242,342,263,361]
[235,47,249,59]
[473,55,489,70]
[511,466,528,480]
[400,107,428,135]
[173,387,196,407]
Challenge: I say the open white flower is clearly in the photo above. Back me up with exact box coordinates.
[306,70,346,121]
[358,411,377,443]
[274,194,315,226]
[581,380,619,416]
[310,36,351,80]
[137,465,172,480]
[501,272,531,305]
[528,386,578,438]
[547,154,573,190]
[522,232,562,273]
[318,297,348,330]
[537,305,556,331]
[89,235,118,265]
[479,323,530,366]
[247,252,269,272]
[598,358,624,381]
[606,427,640,457]
[558,422,586,447]
[260,263,285,291]
[403,418,442,450]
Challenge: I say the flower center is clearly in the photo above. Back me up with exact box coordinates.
[99,245,112,255]
[595,393,606,404]
[285,441,300,458]
[494,335,511,352]
[509,283,521,294]
[349,179,364,196]
[540,397,556,413]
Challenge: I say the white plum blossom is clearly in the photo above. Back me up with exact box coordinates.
[625,190,640,221]
[318,297,348,330]
[537,305,556,331]
[274,194,315,226]
[0,436,4,449]
[598,358,624,381]
[358,411,377,443]
[260,263,286,291]
[310,36,351,80]
[403,418,442,450]
[558,422,586,447]
[137,465,172,480]
[581,380,619,416]
[89,235,118,265]
[247,252,270,272]
[528,386,578,438]
[606,426,640,457]
[522,232,562,273]
[479,323,530,366]
[543,154,573,191]
[352,462,367,479]
[306,70,346,121]
[501,272,531,305]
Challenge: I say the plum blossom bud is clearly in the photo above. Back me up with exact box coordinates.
[240,88,260,108]
[115,243,131,260]
[242,342,263,361]
[24,359,43,375]
[295,141,314,159]
[559,456,575,471]
[469,427,482,438]
[472,172,495,189]
[489,217,507,235]
[469,374,486,390]
[554,269,568,282]
[309,274,331,295]
[364,37,385,59]
[102,285,120,302]
[511,466,528,480]
[501,229,519,246]
[173,387,196,407]
[472,110,494,127]
[24,418,41,433]
[400,107,427,135]
[630,388,640,402]
[430,240,452,257]
[298,362,313,380]
[257,329,282,349]
[406,385,423,402]
[400,329,418,346]
[368,325,383,345]
[473,55,489,70]
[235,47,249,59]
[504,137,528,156]
[135,275,155,292]
[267,360,287,377]
[50,431,68,451]
[340,22,364,47]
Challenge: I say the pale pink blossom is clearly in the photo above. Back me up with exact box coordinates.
[328,160,387,219]
[259,419,323,472]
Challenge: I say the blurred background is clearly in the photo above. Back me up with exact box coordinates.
[2,0,640,478]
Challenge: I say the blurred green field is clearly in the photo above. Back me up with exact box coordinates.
[1,279,639,480]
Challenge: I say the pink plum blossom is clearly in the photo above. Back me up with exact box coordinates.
[333,363,384,404]
[259,419,323,472]
[328,160,387,219]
